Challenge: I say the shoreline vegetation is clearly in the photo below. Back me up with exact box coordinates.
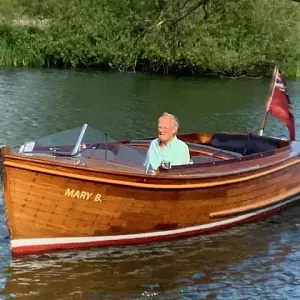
[1,0,300,78]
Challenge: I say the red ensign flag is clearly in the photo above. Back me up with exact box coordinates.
[267,70,295,141]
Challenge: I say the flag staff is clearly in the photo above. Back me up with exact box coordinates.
[259,64,279,136]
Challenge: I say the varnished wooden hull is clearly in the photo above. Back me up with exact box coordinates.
[2,137,300,255]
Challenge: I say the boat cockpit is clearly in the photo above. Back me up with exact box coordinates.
[18,124,290,170]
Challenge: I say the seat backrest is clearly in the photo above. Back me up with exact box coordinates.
[191,156,221,163]
[186,142,242,158]
[211,133,278,155]
[113,144,146,165]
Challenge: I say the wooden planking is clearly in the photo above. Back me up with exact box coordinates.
[226,170,291,197]
[7,169,300,238]
[210,187,300,218]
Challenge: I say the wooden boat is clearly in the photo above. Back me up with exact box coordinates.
[2,66,300,256]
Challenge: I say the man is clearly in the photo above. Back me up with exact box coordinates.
[144,112,190,172]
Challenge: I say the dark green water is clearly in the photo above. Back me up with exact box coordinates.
[0,68,300,299]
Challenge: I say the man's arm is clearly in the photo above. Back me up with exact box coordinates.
[144,140,156,172]
[144,149,150,168]
[183,144,191,165]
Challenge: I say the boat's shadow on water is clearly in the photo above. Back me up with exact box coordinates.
[0,205,300,299]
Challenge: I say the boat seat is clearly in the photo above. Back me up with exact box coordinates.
[211,133,278,155]
[186,142,243,158]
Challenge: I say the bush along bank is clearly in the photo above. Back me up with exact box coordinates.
[1,0,300,77]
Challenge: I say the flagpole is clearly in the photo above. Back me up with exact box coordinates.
[259,64,279,136]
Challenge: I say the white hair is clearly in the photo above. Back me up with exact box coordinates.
[158,112,179,133]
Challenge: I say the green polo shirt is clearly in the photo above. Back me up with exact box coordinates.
[144,136,190,170]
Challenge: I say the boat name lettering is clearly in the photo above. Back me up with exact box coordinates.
[64,188,102,202]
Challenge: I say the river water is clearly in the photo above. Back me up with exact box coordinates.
[0,68,300,299]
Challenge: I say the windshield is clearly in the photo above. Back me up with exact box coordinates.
[20,124,117,156]
[19,124,148,166]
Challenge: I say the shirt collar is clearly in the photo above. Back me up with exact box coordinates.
[158,136,177,148]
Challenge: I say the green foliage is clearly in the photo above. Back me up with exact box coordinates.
[0,25,46,67]
[0,0,300,76]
